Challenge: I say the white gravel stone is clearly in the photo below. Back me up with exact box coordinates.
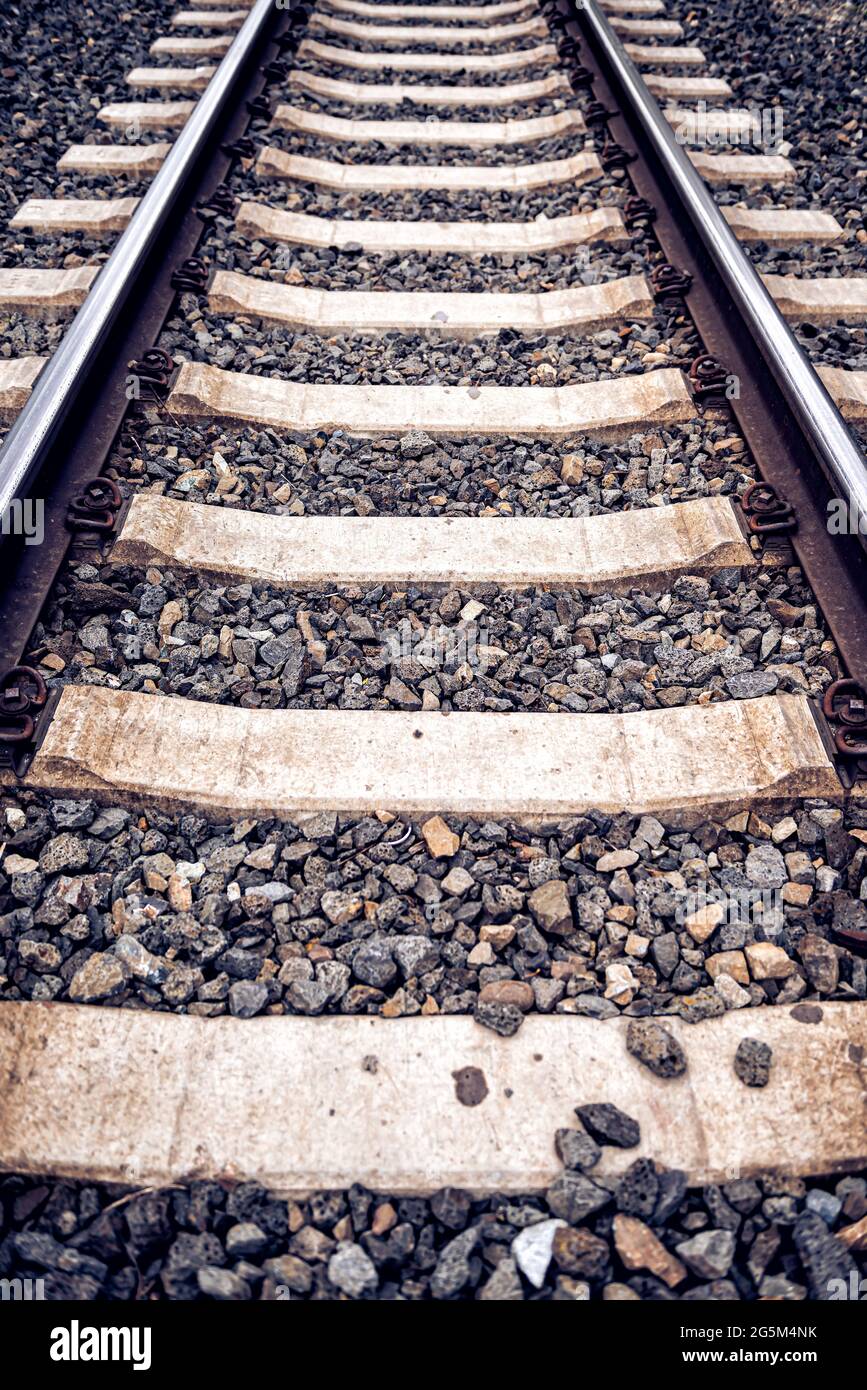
[511,1219,567,1289]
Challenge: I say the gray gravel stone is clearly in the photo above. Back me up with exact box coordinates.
[555,1126,602,1172]
[528,879,572,935]
[726,671,779,700]
[546,1172,610,1223]
[615,1159,660,1219]
[474,998,524,1037]
[574,1103,640,1149]
[38,834,90,874]
[478,1255,524,1301]
[353,937,397,990]
[626,1020,688,1079]
[792,1212,857,1300]
[287,979,330,1015]
[196,1267,251,1300]
[734,1037,773,1087]
[328,1241,379,1298]
[228,980,269,1018]
[676,1230,737,1280]
[430,1186,471,1230]
[264,1254,313,1295]
[745,843,787,889]
[226,1222,268,1258]
[393,935,441,979]
[320,889,363,926]
[430,1226,479,1299]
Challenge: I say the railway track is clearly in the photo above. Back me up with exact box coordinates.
[0,0,865,1305]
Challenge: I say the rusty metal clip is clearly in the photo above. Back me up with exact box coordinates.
[688,354,731,409]
[196,186,237,221]
[623,195,657,230]
[127,348,175,402]
[823,678,867,728]
[740,480,797,536]
[834,726,867,757]
[66,477,123,535]
[246,94,271,120]
[222,136,256,161]
[584,100,616,126]
[599,138,636,170]
[171,257,209,294]
[568,64,595,89]
[650,263,692,304]
[0,666,48,775]
[822,679,867,777]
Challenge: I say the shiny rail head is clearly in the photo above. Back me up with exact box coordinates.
[0,0,287,536]
[574,0,867,538]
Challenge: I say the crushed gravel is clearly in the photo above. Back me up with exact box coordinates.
[262,128,595,167]
[301,33,547,57]
[664,0,867,376]
[2,0,863,1037]
[0,313,67,358]
[106,414,761,520]
[292,53,562,89]
[309,11,540,29]
[27,551,837,712]
[0,1105,864,1299]
[0,0,178,268]
[1,791,864,1023]
[158,304,702,387]
[245,173,631,225]
[286,92,573,123]
[1,0,866,1308]
[207,227,657,297]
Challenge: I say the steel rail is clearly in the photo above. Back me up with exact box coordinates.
[576,0,867,534]
[0,0,278,530]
